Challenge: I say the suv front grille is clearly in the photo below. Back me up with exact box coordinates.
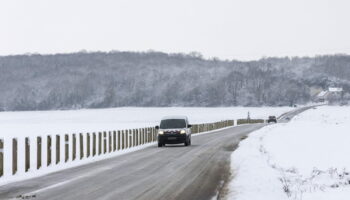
[165,131,180,135]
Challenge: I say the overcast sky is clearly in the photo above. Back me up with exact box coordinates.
[1,0,349,60]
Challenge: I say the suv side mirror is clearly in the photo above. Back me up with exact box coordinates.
[155,126,159,129]
[187,124,192,128]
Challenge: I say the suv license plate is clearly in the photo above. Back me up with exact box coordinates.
[168,137,176,140]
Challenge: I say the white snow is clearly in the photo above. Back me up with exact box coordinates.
[227,106,350,200]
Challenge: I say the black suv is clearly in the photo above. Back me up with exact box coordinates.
[155,116,192,147]
[267,116,277,123]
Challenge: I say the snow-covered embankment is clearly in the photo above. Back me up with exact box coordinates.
[227,106,350,200]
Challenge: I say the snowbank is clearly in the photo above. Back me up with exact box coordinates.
[228,106,350,200]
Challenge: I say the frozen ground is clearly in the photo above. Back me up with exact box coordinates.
[0,107,293,138]
[227,106,350,200]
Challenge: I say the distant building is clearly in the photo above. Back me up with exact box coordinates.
[328,87,343,93]
[315,87,343,102]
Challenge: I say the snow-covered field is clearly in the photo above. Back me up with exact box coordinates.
[0,107,293,138]
[227,106,350,200]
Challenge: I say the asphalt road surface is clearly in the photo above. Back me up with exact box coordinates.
[0,107,313,200]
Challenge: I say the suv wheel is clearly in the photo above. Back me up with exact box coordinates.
[184,137,189,146]
[158,142,163,147]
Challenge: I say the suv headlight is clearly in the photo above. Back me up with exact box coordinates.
[180,130,186,134]
[158,131,164,135]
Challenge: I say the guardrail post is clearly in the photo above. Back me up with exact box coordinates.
[98,132,102,155]
[140,128,145,145]
[123,130,126,149]
[0,139,3,177]
[113,131,116,151]
[133,129,136,147]
[140,128,144,145]
[129,129,132,147]
[146,128,149,143]
[141,128,144,144]
[47,136,52,166]
[148,128,152,143]
[152,127,157,142]
[149,128,152,142]
[80,133,84,159]
[25,137,30,171]
[118,131,121,150]
[155,128,157,141]
[122,130,125,149]
[147,128,150,143]
[126,130,129,148]
[41,136,47,170]
[37,136,42,169]
[137,129,139,146]
[30,137,37,172]
[139,129,141,145]
[55,135,60,165]
[129,129,134,147]
[86,133,91,158]
[143,128,146,144]
[64,135,69,162]
[92,133,96,156]
[108,131,112,152]
[12,138,17,175]
[72,134,76,160]
[103,132,107,154]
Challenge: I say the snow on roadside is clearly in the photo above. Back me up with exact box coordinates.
[227,106,350,200]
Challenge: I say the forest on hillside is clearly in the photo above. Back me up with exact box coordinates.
[0,51,349,111]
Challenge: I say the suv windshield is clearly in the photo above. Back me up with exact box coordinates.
[160,119,186,129]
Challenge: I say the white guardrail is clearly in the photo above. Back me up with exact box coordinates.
[0,120,238,182]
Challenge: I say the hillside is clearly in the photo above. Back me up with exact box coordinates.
[0,51,349,111]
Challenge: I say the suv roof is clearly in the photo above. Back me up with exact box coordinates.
[161,115,188,120]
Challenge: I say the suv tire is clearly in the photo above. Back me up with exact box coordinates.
[184,137,189,146]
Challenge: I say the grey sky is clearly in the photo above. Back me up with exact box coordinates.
[1,0,349,60]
